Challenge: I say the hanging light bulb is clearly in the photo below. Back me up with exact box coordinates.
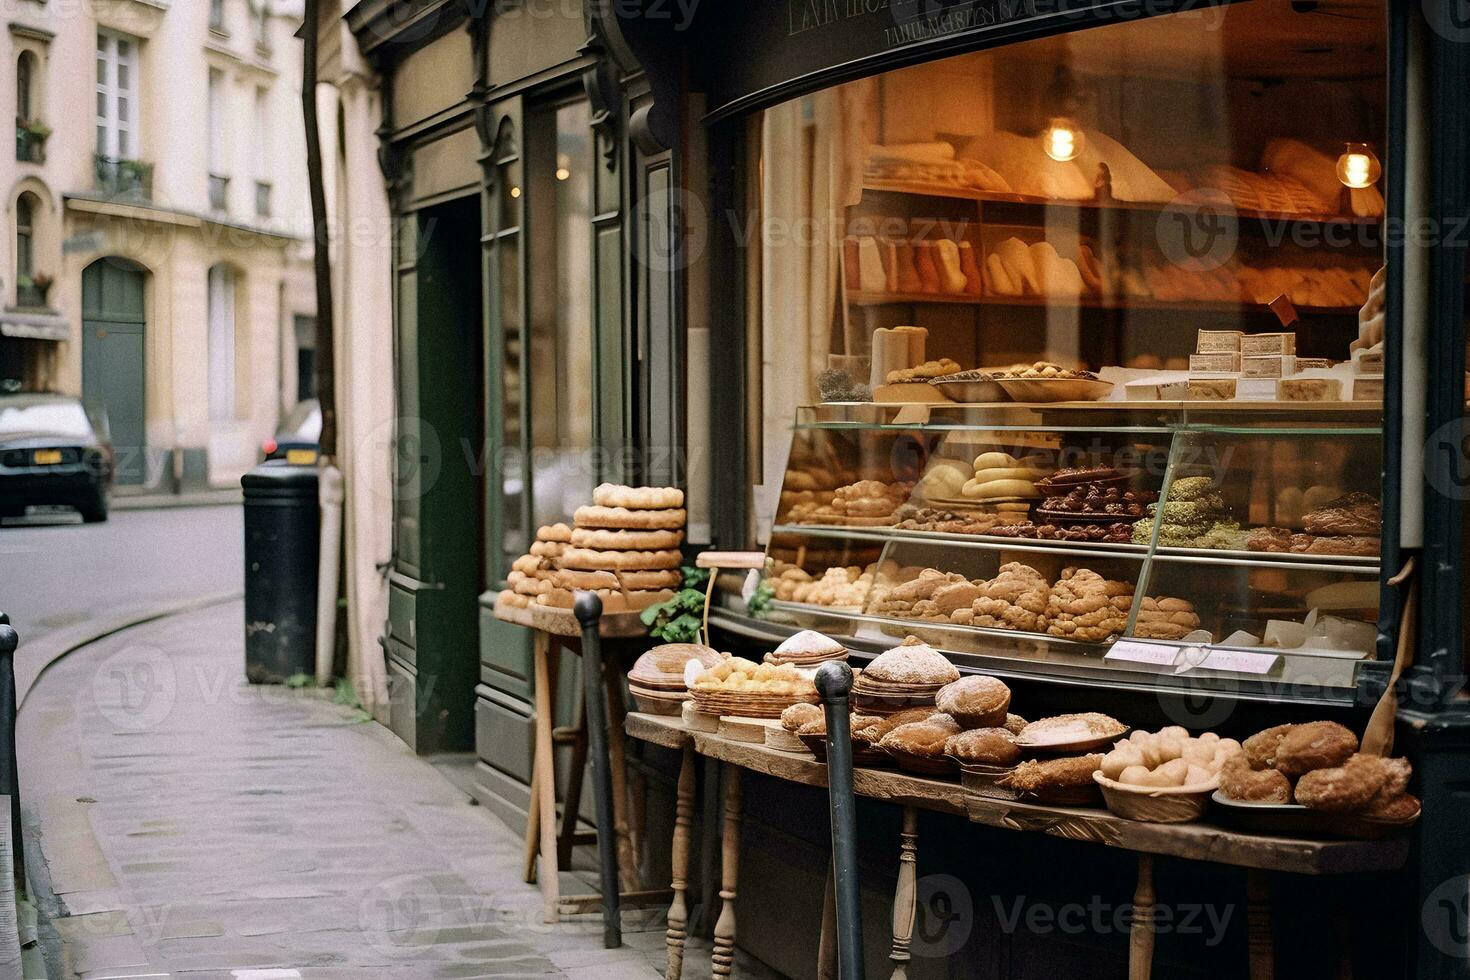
[1041,117,1083,163]
[1336,142,1381,189]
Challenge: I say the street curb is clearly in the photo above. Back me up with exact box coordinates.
[16,591,243,707]
[112,490,242,511]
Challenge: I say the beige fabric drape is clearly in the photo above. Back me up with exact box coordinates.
[323,29,393,720]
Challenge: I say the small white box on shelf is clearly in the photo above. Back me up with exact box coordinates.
[1242,355,1295,378]
[1189,352,1242,373]
[1241,333,1297,356]
[1196,329,1243,353]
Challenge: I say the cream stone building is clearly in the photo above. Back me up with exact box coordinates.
[1,0,315,488]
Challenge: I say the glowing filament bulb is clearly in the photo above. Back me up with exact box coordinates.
[1336,143,1381,189]
[1042,118,1083,163]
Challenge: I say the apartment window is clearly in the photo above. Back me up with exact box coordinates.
[16,51,44,164]
[207,264,237,420]
[210,0,226,32]
[14,193,35,305]
[95,31,138,160]
[208,69,227,211]
[253,2,270,53]
[253,87,270,217]
[17,51,33,120]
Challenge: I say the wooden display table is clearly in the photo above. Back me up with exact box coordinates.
[493,596,667,945]
[626,711,1410,980]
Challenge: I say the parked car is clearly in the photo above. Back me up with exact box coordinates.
[262,399,321,465]
[0,393,114,522]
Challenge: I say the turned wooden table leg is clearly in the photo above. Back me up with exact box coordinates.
[532,631,561,922]
[712,765,742,980]
[523,757,542,884]
[1247,869,1274,980]
[1129,853,1155,980]
[665,742,696,980]
[605,657,641,891]
[890,807,919,980]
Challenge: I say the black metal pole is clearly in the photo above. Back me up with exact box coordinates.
[816,661,863,980]
[573,590,621,949]
[0,616,22,894]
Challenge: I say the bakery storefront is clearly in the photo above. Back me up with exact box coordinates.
[637,0,1469,975]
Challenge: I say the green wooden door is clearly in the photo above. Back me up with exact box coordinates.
[82,259,146,485]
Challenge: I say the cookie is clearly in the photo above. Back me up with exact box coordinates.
[536,522,573,543]
[592,484,685,510]
[552,569,621,591]
[559,547,683,570]
[574,505,687,530]
[570,527,684,550]
[618,569,683,591]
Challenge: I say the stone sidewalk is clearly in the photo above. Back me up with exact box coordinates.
[19,600,765,979]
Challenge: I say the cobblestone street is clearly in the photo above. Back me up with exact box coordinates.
[19,599,753,979]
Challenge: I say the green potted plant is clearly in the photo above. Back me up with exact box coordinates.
[16,118,49,162]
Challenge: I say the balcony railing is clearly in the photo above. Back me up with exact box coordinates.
[254,180,272,218]
[94,155,153,201]
[14,283,47,309]
[15,129,45,164]
[209,174,230,212]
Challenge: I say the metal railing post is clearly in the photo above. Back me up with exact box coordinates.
[0,614,22,894]
[816,661,863,980]
[574,590,621,949]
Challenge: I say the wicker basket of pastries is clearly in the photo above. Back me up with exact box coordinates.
[689,657,818,719]
[1092,728,1242,822]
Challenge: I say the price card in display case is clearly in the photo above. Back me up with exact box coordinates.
[1104,641,1184,670]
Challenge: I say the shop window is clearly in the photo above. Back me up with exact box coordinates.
[526,97,595,530]
[747,5,1390,697]
[207,263,238,420]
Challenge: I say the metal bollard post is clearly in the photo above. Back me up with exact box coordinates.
[574,590,621,949]
[0,616,22,894]
[816,661,863,980]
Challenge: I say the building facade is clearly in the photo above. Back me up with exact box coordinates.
[1,0,315,489]
[329,1,1470,976]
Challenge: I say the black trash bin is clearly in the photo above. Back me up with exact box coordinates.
[242,462,319,683]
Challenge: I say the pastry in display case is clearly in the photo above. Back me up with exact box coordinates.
[750,407,1384,700]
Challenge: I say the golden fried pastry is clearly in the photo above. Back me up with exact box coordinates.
[1366,756,1413,800]
[559,547,683,570]
[797,717,827,737]
[879,715,963,758]
[853,707,939,745]
[1274,721,1358,777]
[1295,753,1386,812]
[1361,791,1420,822]
[536,522,573,543]
[1220,755,1291,803]
[1243,724,1295,770]
[945,727,1021,766]
[592,484,685,510]
[574,505,687,530]
[552,569,621,591]
[1003,713,1028,735]
[934,675,1011,728]
[1000,754,1103,793]
[618,569,684,591]
[530,540,565,559]
[781,703,823,733]
[511,554,548,575]
[570,527,684,550]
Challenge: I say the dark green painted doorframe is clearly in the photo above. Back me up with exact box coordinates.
[81,258,147,486]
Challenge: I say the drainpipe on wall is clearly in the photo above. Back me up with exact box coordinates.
[302,0,342,686]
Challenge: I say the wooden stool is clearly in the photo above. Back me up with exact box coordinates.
[500,599,667,941]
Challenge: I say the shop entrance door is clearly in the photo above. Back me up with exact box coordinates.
[81,258,147,485]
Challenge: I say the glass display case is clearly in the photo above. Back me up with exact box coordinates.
[739,401,1382,703]
[721,3,1393,707]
